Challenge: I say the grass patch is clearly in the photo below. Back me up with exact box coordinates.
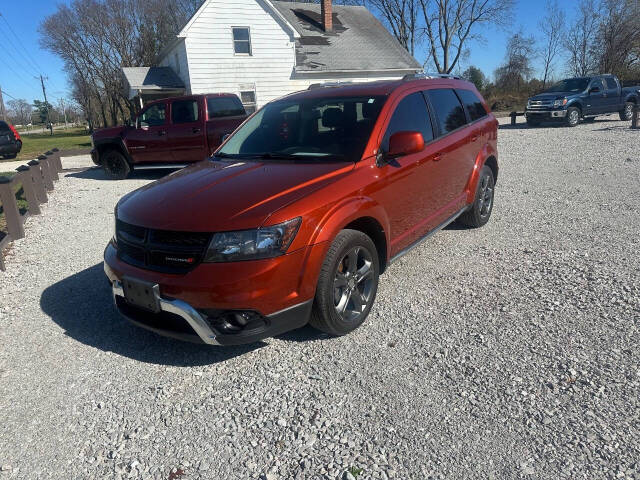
[0,174,28,236]
[2,127,91,163]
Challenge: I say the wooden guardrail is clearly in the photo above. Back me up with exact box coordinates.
[0,148,61,271]
[510,111,525,125]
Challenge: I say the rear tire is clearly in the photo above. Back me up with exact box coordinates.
[3,153,17,159]
[459,165,495,228]
[619,102,634,121]
[565,107,580,127]
[102,149,131,180]
[310,229,380,336]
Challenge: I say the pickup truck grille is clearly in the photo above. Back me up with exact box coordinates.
[527,100,553,110]
[115,219,211,273]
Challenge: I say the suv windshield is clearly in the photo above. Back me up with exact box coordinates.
[218,95,386,162]
[546,78,591,93]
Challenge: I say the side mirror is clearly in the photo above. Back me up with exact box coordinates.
[589,86,601,94]
[387,131,425,159]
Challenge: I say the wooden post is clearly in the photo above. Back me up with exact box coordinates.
[39,158,55,191]
[27,160,48,203]
[39,154,58,182]
[632,103,639,129]
[15,166,41,216]
[510,112,517,126]
[0,177,25,240]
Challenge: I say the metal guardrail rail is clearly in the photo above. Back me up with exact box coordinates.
[0,149,62,271]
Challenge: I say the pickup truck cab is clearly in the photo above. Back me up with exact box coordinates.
[525,74,640,127]
[91,93,248,178]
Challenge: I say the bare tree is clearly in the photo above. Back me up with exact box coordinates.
[368,0,420,55]
[594,0,640,80]
[494,31,537,92]
[539,0,565,88]
[6,99,33,126]
[565,0,599,77]
[419,0,515,74]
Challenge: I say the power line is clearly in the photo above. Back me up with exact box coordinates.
[0,11,45,74]
[0,58,39,92]
[0,30,41,79]
[0,87,19,101]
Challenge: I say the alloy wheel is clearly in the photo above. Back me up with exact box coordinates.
[569,110,579,126]
[625,104,633,120]
[477,173,494,218]
[333,246,375,322]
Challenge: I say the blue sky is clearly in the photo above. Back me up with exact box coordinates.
[0,0,577,106]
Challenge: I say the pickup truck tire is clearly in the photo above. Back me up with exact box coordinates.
[459,165,495,228]
[102,149,131,180]
[566,107,580,127]
[310,229,380,336]
[620,102,634,121]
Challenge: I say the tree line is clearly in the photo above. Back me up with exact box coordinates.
[37,0,639,127]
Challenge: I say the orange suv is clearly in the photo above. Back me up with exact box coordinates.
[104,74,499,345]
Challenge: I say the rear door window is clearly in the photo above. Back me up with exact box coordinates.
[381,92,434,153]
[171,100,199,124]
[456,89,488,122]
[604,77,618,90]
[207,97,246,119]
[425,89,468,136]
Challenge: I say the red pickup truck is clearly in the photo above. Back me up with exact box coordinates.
[91,94,248,179]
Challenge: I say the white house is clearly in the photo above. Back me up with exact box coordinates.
[122,0,421,112]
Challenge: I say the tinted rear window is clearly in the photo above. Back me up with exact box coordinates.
[456,89,488,122]
[207,97,246,119]
[425,89,467,135]
[381,92,433,152]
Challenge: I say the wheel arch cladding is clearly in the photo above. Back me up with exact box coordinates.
[484,156,499,185]
[343,217,388,274]
[96,140,131,164]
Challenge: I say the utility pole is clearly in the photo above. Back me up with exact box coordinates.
[39,74,52,135]
[59,98,68,130]
[0,86,6,121]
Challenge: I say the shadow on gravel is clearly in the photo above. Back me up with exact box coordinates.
[40,264,264,366]
[276,325,329,343]
[65,167,175,182]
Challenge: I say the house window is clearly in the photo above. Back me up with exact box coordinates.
[240,88,257,114]
[232,27,252,55]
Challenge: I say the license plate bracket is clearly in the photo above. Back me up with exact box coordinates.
[122,277,161,313]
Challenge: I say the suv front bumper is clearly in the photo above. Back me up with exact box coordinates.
[103,242,325,345]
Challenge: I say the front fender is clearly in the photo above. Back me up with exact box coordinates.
[465,142,498,204]
[311,196,391,260]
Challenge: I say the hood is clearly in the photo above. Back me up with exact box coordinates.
[529,92,575,101]
[117,160,354,232]
[92,125,128,140]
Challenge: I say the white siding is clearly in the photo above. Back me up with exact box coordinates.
[159,41,192,93]
[180,0,408,108]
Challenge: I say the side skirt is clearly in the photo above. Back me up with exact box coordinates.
[132,163,190,170]
[388,206,468,265]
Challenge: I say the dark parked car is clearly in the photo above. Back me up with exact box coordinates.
[0,121,22,159]
[91,93,248,179]
[525,74,640,127]
[104,74,499,345]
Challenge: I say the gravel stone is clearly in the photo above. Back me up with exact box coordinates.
[0,118,639,479]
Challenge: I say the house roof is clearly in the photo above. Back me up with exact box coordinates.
[122,67,185,91]
[270,1,421,73]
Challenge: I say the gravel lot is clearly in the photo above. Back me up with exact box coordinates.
[1,117,639,480]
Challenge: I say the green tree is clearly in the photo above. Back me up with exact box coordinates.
[462,66,487,91]
[33,100,54,124]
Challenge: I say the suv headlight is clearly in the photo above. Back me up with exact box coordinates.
[553,98,568,107]
[203,217,301,263]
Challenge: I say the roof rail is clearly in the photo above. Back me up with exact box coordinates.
[403,72,462,81]
[308,81,356,90]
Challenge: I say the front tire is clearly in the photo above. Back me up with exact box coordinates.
[310,229,380,336]
[102,149,131,180]
[459,165,495,228]
[566,107,580,127]
[620,102,634,121]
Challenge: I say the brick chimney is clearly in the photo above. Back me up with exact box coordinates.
[321,0,333,32]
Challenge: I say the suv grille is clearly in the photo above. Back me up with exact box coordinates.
[115,219,211,273]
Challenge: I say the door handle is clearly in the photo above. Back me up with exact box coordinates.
[192,128,201,134]
[471,135,479,142]
[158,130,167,136]
[433,153,443,162]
